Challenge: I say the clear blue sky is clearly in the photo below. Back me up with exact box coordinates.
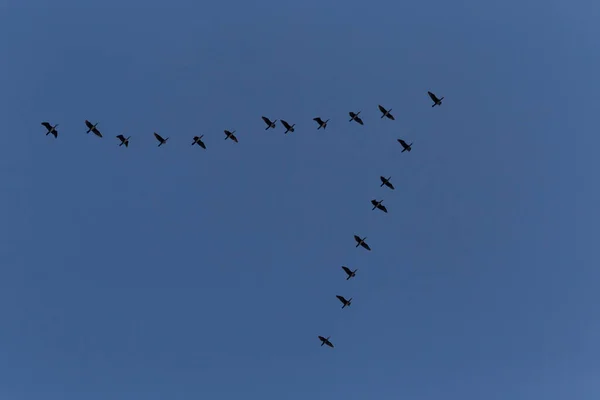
[0,1,596,399]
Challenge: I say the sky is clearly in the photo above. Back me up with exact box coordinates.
[0,0,597,399]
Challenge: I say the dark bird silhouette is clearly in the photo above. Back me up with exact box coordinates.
[280,119,295,134]
[154,132,169,146]
[354,235,371,251]
[41,122,58,138]
[379,176,395,190]
[397,139,412,152]
[336,295,352,309]
[341,266,358,280]
[371,199,388,213]
[349,111,363,125]
[262,116,277,130]
[84,120,102,137]
[313,117,329,130]
[378,105,395,120]
[224,130,238,143]
[428,91,444,107]
[116,134,130,147]
[318,336,334,348]
[191,135,206,149]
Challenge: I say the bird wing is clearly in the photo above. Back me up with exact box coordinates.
[93,128,102,137]
[356,117,364,125]
[199,141,206,149]
[342,266,352,275]
[354,235,360,242]
[281,120,290,128]
[398,139,407,147]
[51,131,58,138]
[85,120,93,128]
[326,341,334,348]
[262,116,271,125]
[428,91,438,101]
[313,117,322,123]
[41,122,52,130]
[381,205,388,212]
[116,134,125,140]
[363,243,371,250]
[336,295,347,303]
[154,132,164,142]
[378,105,386,113]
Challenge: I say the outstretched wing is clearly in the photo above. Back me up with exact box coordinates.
[353,235,360,242]
[398,139,407,147]
[262,116,271,125]
[342,266,352,275]
[428,91,438,102]
[85,120,93,129]
[281,120,290,128]
[154,132,164,142]
[313,117,323,124]
[93,128,102,137]
[336,295,347,303]
[116,134,125,141]
[378,105,386,113]
[41,122,52,130]
[356,117,364,125]
[198,141,206,149]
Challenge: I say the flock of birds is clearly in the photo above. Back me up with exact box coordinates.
[40,91,445,349]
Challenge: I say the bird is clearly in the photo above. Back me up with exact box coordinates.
[154,132,169,146]
[224,130,238,143]
[378,105,395,120]
[280,120,295,134]
[354,235,371,251]
[397,139,412,152]
[341,266,358,280]
[261,116,277,130]
[336,295,352,309]
[349,111,363,125]
[379,176,395,190]
[371,199,388,213]
[318,336,334,348]
[191,135,206,149]
[116,134,130,147]
[428,91,444,107]
[84,120,102,137]
[313,117,329,130]
[41,122,58,138]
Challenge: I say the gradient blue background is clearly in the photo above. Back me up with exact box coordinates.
[0,0,595,399]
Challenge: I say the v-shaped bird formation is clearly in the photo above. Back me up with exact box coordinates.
[39,91,445,349]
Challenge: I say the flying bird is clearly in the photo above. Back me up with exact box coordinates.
[336,295,352,309]
[313,117,329,130]
[84,120,102,137]
[371,199,388,213]
[154,132,169,146]
[280,120,295,134]
[191,135,206,149]
[41,122,58,138]
[224,130,238,143]
[349,111,363,125]
[354,235,371,251]
[379,176,395,190]
[318,336,334,348]
[262,116,277,130]
[397,139,412,152]
[428,91,444,107]
[116,134,130,147]
[378,105,395,120]
[341,266,358,280]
